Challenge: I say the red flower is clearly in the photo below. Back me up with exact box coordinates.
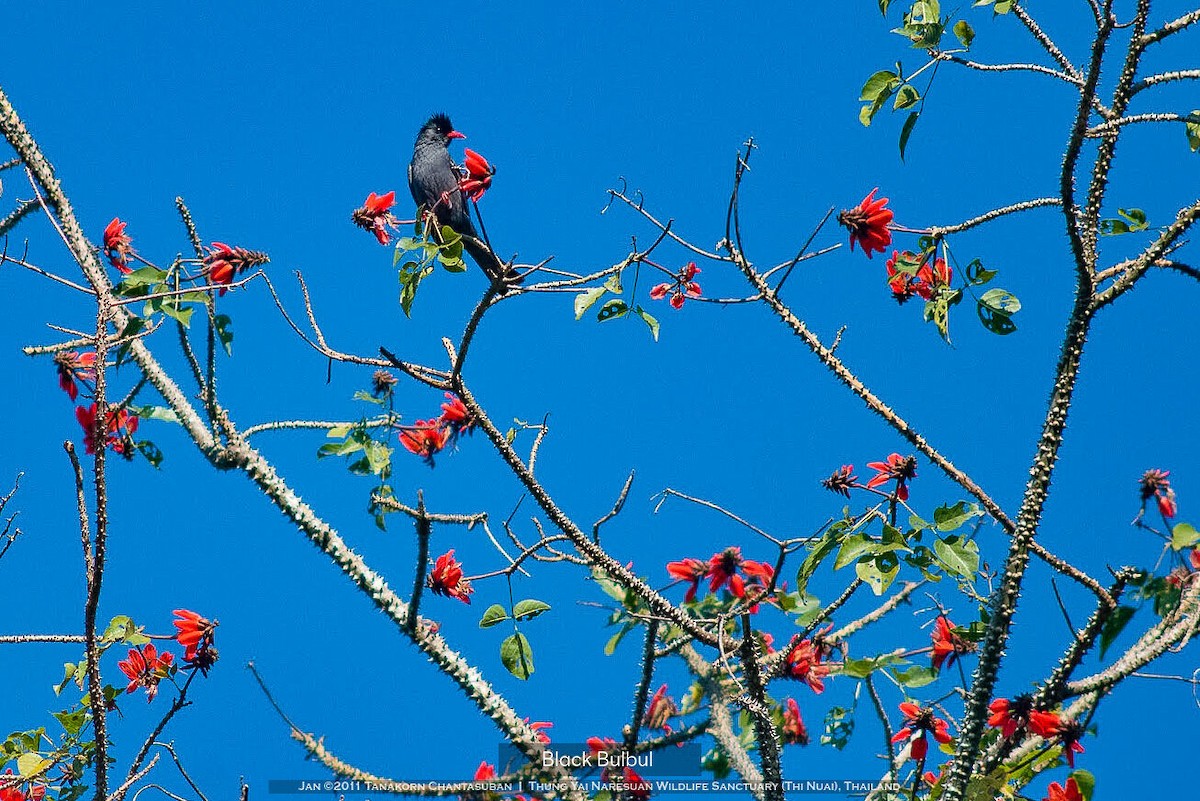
[1139,468,1177,518]
[473,762,496,781]
[865,453,917,501]
[705,546,773,600]
[117,642,174,701]
[204,242,269,296]
[439,393,476,437]
[930,615,975,671]
[783,638,832,694]
[1044,778,1083,801]
[524,719,553,744]
[621,767,651,801]
[667,557,709,603]
[75,403,139,458]
[914,255,953,299]
[782,697,809,746]
[352,191,398,246]
[1028,710,1086,767]
[103,217,136,273]
[838,188,893,259]
[427,550,473,604]
[459,149,495,202]
[821,464,858,497]
[172,608,219,673]
[643,684,677,734]
[987,695,1034,739]
[587,736,618,755]
[399,419,451,465]
[890,701,952,761]
[0,771,23,801]
[649,262,702,309]
[55,350,97,401]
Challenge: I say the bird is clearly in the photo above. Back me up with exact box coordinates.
[407,113,519,288]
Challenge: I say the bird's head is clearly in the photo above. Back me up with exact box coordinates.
[418,113,466,147]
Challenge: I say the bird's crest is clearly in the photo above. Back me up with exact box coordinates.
[427,113,454,136]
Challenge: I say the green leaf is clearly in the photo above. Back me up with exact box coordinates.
[899,111,920,160]
[834,533,874,570]
[856,553,899,595]
[17,753,50,778]
[1070,770,1096,801]
[1171,522,1200,550]
[893,85,920,111]
[604,624,633,656]
[932,501,983,532]
[1186,110,1200,152]
[860,69,900,102]
[1098,605,1135,659]
[934,536,980,578]
[977,288,1020,335]
[634,306,660,341]
[841,653,905,678]
[101,615,137,643]
[953,19,975,47]
[820,706,855,750]
[134,406,180,424]
[1100,208,1149,236]
[479,604,509,628]
[890,664,938,689]
[597,298,629,321]
[603,273,624,294]
[965,258,997,286]
[500,632,535,679]
[136,440,164,468]
[214,313,234,356]
[979,288,1021,314]
[513,599,551,621]
[879,0,893,15]
[796,523,848,591]
[574,286,608,320]
[398,261,434,318]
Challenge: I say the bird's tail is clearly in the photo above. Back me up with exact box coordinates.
[462,234,523,292]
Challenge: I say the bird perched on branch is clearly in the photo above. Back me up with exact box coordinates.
[407,113,519,288]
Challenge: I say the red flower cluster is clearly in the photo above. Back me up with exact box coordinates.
[352,191,398,246]
[524,718,553,744]
[1028,710,1085,767]
[103,217,135,273]
[667,547,774,606]
[205,242,270,296]
[891,701,952,761]
[885,250,953,304]
[650,262,702,309]
[930,615,975,671]
[782,697,809,746]
[866,453,917,501]
[839,188,893,258]
[1139,468,1178,518]
[75,403,138,458]
[783,636,833,694]
[117,642,174,702]
[55,350,97,401]
[459,149,495,202]
[173,608,219,675]
[643,684,677,734]
[986,694,1034,738]
[1044,777,1084,801]
[427,550,473,604]
[0,771,45,801]
[399,394,476,466]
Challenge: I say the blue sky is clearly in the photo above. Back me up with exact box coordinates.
[1,2,1198,799]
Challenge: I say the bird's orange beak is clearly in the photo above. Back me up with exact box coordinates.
[448,130,466,140]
